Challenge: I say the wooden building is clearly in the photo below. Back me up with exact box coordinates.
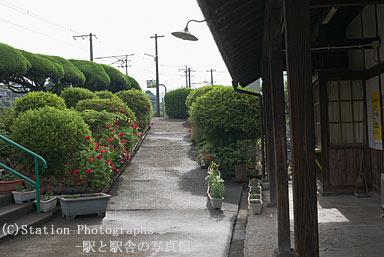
[197,0,384,256]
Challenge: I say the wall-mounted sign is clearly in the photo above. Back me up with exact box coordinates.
[146,80,156,88]
[371,91,383,150]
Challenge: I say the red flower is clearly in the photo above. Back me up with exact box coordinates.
[117,169,120,172]
[110,132,114,136]
[86,136,91,140]
[114,137,118,140]
[203,150,207,153]
[89,158,94,162]
[32,175,36,181]
[206,157,212,160]
[110,99,113,102]
[146,108,150,111]
[112,166,116,171]
[100,150,104,153]
[47,186,52,191]
[107,138,113,142]
[105,161,109,164]
[97,156,102,160]
[105,150,108,153]
[120,110,124,113]
[138,116,141,119]
[73,170,80,175]
[188,129,191,132]
[86,169,92,174]
[151,123,154,125]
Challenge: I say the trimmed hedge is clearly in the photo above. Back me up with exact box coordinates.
[76,98,136,123]
[11,107,91,176]
[60,87,98,109]
[14,91,66,115]
[127,76,141,90]
[116,89,152,126]
[164,88,192,119]
[69,59,110,91]
[190,86,260,146]
[79,110,125,139]
[185,85,223,110]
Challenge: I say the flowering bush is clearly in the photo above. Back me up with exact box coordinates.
[116,90,152,127]
[11,107,92,176]
[185,85,223,111]
[76,98,136,122]
[60,87,97,108]
[94,90,122,102]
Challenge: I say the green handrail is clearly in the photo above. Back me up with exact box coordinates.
[0,135,47,214]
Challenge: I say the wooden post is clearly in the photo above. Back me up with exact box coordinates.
[283,0,319,256]
[262,3,276,208]
[268,1,295,256]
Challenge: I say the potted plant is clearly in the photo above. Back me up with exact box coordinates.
[59,193,111,219]
[208,175,226,210]
[38,186,57,212]
[12,182,36,203]
[248,178,260,189]
[0,170,23,193]
[248,189,263,214]
[205,162,221,188]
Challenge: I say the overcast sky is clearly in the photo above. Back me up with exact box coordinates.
[0,0,232,92]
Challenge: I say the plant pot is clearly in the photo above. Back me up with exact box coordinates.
[0,179,23,193]
[248,179,261,189]
[208,193,224,210]
[38,197,57,212]
[59,193,111,219]
[234,164,248,180]
[249,199,263,214]
[261,181,269,190]
[12,190,36,203]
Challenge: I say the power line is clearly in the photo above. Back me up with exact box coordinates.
[0,0,82,34]
[95,54,134,75]
[73,33,97,61]
[206,69,216,85]
[0,18,86,50]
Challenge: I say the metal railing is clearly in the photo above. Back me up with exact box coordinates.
[0,135,47,213]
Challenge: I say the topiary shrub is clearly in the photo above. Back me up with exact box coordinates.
[0,43,31,80]
[126,76,141,90]
[94,90,122,102]
[60,87,98,109]
[100,64,131,93]
[190,86,260,146]
[69,59,110,92]
[185,85,223,111]
[79,110,125,139]
[10,107,91,176]
[14,91,66,115]
[116,89,152,127]
[164,88,192,119]
[76,98,136,123]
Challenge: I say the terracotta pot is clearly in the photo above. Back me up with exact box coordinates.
[234,164,248,180]
[0,180,23,193]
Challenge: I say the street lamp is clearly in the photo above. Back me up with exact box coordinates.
[171,19,206,41]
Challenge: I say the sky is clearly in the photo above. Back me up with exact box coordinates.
[0,0,233,93]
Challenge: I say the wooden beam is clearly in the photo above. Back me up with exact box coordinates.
[284,0,319,256]
[267,1,295,256]
[310,0,384,8]
[261,19,277,208]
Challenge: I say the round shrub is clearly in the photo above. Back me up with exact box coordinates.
[95,90,122,102]
[185,85,223,110]
[116,89,152,125]
[14,91,66,115]
[79,110,125,139]
[60,87,98,108]
[164,88,193,119]
[191,87,260,146]
[76,98,136,123]
[127,76,141,90]
[100,64,131,93]
[10,107,92,176]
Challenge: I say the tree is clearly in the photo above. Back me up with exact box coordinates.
[126,75,141,90]
[69,59,110,92]
[5,50,65,93]
[0,43,31,83]
[38,55,86,88]
[100,64,131,93]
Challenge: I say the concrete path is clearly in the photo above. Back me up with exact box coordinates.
[0,118,242,257]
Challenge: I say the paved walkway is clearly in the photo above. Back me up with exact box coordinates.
[245,185,384,257]
[0,118,242,257]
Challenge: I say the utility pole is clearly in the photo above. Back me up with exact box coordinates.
[187,67,195,88]
[73,33,97,61]
[150,34,164,117]
[206,69,216,85]
[179,66,189,87]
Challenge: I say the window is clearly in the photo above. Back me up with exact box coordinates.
[327,80,366,145]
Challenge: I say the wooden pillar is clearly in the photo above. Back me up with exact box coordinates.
[268,1,294,256]
[262,38,277,208]
[283,0,319,256]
